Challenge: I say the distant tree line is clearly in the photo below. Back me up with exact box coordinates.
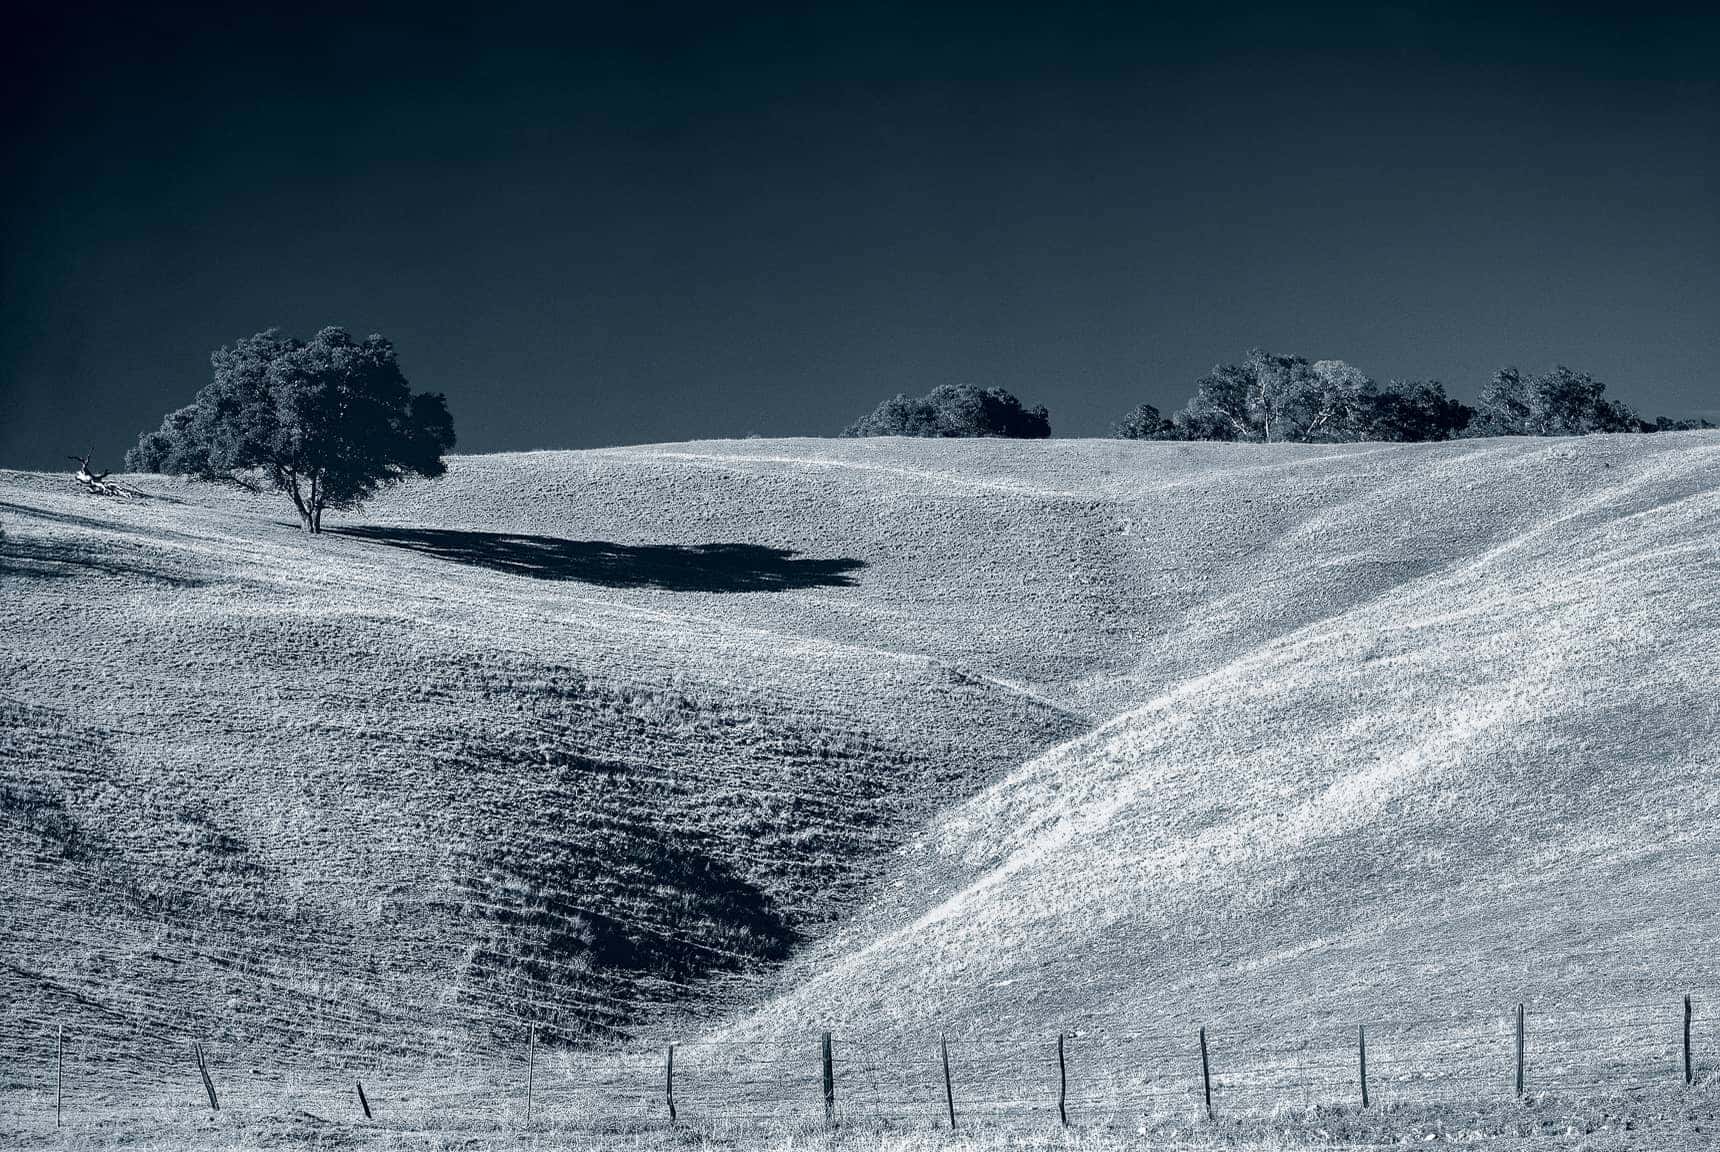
[840,352,1711,442]
[1114,352,1711,443]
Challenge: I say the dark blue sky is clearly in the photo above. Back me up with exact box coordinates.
[3,1,1717,469]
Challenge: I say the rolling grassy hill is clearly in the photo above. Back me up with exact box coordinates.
[3,432,1718,1112]
[719,433,1720,1097]
[0,446,1091,1075]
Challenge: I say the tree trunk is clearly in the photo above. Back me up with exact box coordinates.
[284,471,314,532]
[285,471,325,533]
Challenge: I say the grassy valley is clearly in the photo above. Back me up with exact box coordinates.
[2,432,1719,1146]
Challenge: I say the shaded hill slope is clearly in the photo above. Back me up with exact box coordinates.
[0,457,1086,1074]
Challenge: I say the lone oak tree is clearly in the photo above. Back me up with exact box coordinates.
[128,327,455,532]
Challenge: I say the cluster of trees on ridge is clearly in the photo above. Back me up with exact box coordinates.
[844,351,1712,441]
[119,329,1712,533]
[842,383,1052,439]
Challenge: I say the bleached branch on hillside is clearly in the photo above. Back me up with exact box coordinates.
[67,453,138,498]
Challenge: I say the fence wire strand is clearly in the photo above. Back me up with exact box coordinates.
[12,993,1712,1131]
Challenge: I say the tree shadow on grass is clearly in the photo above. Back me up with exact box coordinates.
[0,538,209,588]
[332,525,865,592]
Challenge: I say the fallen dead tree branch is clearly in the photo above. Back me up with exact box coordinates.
[68,453,141,499]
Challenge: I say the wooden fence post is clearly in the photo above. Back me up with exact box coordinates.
[193,1042,219,1111]
[525,1022,536,1124]
[1198,1026,1212,1119]
[666,1043,677,1124]
[821,1031,835,1124]
[56,1024,63,1128]
[1056,1032,1068,1127]
[1514,1003,1525,1098]
[940,1034,955,1129]
[1358,1024,1369,1109]
[1685,995,1694,1086]
[356,1080,372,1120]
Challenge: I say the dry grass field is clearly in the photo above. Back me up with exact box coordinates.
[6,1087,1720,1150]
[3,432,1719,1147]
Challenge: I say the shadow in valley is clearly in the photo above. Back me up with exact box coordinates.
[332,525,864,592]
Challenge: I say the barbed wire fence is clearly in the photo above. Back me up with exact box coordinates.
[9,994,1712,1132]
